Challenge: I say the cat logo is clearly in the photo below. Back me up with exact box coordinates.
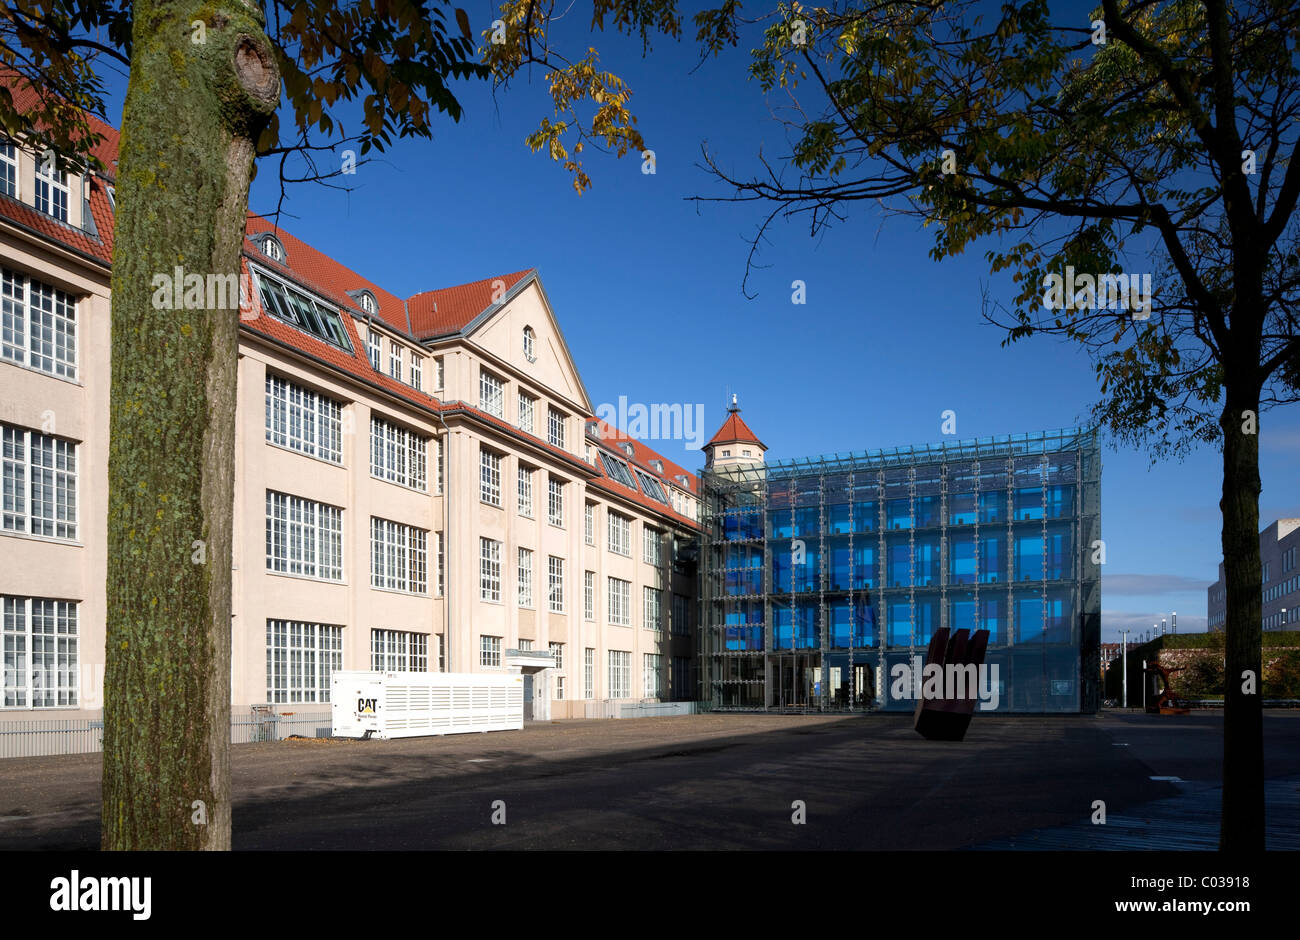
[357,697,377,714]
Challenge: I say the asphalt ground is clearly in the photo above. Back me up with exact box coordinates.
[1,710,1297,850]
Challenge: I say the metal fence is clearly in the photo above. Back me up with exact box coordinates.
[582,700,703,720]
[1,709,334,759]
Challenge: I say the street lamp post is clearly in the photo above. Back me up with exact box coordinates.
[1121,631,1129,709]
[1172,611,1177,635]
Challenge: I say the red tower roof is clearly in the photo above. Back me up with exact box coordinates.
[705,402,766,450]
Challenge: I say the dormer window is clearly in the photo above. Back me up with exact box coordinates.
[522,326,536,362]
[650,459,664,473]
[35,157,69,222]
[0,142,17,198]
[358,291,377,315]
[259,234,285,263]
[620,442,635,457]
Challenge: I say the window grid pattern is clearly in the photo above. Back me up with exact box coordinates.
[518,547,534,607]
[585,648,595,699]
[644,653,662,698]
[518,466,533,516]
[608,512,631,556]
[370,517,428,593]
[266,620,342,704]
[480,635,502,667]
[370,417,427,490]
[548,476,564,527]
[367,330,381,371]
[644,587,662,632]
[255,269,351,349]
[481,449,501,506]
[480,371,504,418]
[584,571,595,621]
[518,393,535,434]
[643,526,662,564]
[2,424,77,540]
[548,556,565,612]
[2,267,77,379]
[608,651,630,699]
[480,538,502,601]
[3,597,78,708]
[547,407,566,449]
[34,160,69,221]
[549,642,564,671]
[265,374,343,464]
[608,578,632,626]
[265,491,344,581]
[0,142,16,197]
[585,503,595,545]
[389,342,402,382]
[370,629,428,672]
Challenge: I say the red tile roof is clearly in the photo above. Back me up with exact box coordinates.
[706,408,766,450]
[3,75,122,176]
[407,269,534,339]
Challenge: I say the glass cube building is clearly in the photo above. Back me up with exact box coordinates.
[699,427,1101,713]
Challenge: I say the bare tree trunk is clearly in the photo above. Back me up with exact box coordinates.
[102,0,278,850]
[1218,388,1265,851]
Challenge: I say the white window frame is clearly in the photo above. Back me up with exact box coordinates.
[2,266,77,380]
[608,511,631,557]
[435,356,445,391]
[34,156,69,222]
[549,642,564,671]
[584,571,595,621]
[608,650,630,699]
[584,502,596,545]
[2,596,78,708]
[411,355,423,390]
[0,141,17,198]
[517,465,534,517]
[389,342,402,383]
[584,648,595,699]
[480,538,502,602]
[643,526,662,565]
[265,491,344,582]
[547,406,566,449]
[644,586,662,632]
[548,556,565,613]
[367,329,381,371]
[266,374,343,464]
[518,547,534,608]
[370,629,428,672]
[518,392,535,434]
[480,635,502,668]
[643,653,662,698]
[480,448,501,506]
[1,423,77,540]
[370,416,427,491]
[548,476,565,527]
[608,577,632,626]
[523,325,536,362]
[370,517,428,594]
[480,369,504,418]
[265,620,342,704]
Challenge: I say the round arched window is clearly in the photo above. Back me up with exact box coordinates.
[523,326,536,362]
[261,235,284,262]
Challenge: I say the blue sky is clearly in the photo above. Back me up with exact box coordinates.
[90,3,1299,641]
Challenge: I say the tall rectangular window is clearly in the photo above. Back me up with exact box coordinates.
[548,556,565,612]
[518,547,534,607]
[608,650,630,699]
[547,406,566,449]
[370,629,428,672]
[549,642,564,671]
[2,423,77,539]
[517,466,533,516]
[480,635,502,667]
[644,586,662,632]
[436,531,445,596]
[643,526,662,564]
[608,577,632,626]
[265,491,343,581]
[480,448,501,506]
[389,342,402,382]
[584,648,595,699]
[643,653,662,698]
[608,512,631,556]
[266,374,343,464]
[370,517,428,594]
[435,437,444,494]
[672,593,691,637]
[265,620,341,704]
[584,502,595,545]
[2,266,77,379]
[584,571,595,620]
[410,355,422,390]
[367,329,381,371]
[2,596,78,708]
[434,356,445,391]
[480,370,504,418]
[518,392,535,434]
[548,476,565,527]
[480,538,501,601]
[34,160,69,222]
[0,141,16,197]
[369,416,427,490]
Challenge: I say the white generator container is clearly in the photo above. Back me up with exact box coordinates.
[331,671,524,739]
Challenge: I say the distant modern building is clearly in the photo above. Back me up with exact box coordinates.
[698,405,1102,713]
[1206,518,1300,632]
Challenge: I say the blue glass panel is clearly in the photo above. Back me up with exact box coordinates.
[853,501,877,533]
[914,594,939,648]
[1016,593,1044,642]
[1015,533,1043,581]
[1045,522,1072,580]
[886,498,912,530]
[979,594,1007,644]
[887,537,910,587]
[949,590,975,632]
[1045,588,1073,643]
[979,491,1005,523]
[826,502,851,535]
[980,532,1006,583]
[1014,487,1044,521]
[915,495,939,528]
[853,543,876,589]
[793,506,819,538]
[948,492,977,525]
[768,510,792,539]
[915,536,940,587]
[1045,485,1075,519]
[887,602,912,646]
[949,537,976,584]
[827,541,851,591]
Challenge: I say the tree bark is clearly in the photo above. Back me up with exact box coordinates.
[102,0,278,850]
[1218,383,1265,851]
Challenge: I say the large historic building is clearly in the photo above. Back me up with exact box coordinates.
[1,99,702,732]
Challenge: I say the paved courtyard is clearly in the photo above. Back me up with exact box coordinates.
[1,711,1298,850]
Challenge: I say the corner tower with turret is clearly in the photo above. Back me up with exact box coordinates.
[702,395,766,472]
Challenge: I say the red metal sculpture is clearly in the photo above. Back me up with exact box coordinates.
[1143,661,1190,715]
[913,627,991,741]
